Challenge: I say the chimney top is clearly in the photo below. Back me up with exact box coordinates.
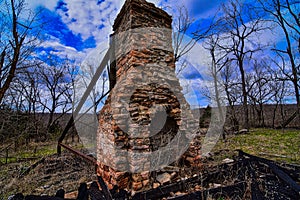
[113,0,172,33]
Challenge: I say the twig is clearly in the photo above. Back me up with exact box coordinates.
[18,157,45,177]
[258,152,290,158]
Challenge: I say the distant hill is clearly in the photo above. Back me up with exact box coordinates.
[192,104,300,129]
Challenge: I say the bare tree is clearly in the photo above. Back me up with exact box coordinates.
[221,60,241,131]
[0,63,44,145]
[216,0,268,130]
[172,5,215,67]
[37,58,75,134]
[172,6,196,63]
[0,0,42,102]
[203,35,228,138]
[269,67,293,128]
[77,63,109,113]
[7,63,41,113]
[247,60,274,127]
[258,0,300,127]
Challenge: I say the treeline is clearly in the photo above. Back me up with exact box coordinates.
[0,0,108,144]
[0,0,299,144]
[176,0,299,130]
[197,104,299,132]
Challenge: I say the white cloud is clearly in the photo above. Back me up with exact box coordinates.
[81,41,109,69]
[53,0,194,45]
[56,0,123,44]
[27,0,58,11]
[40,37,87,61]
[147,0,162,5]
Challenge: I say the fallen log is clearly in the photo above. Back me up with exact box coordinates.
[278,163,300,182]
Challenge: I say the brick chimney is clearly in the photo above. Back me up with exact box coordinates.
[97,0,198,192]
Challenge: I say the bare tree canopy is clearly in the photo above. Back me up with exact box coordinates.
[0,0,42,102]
[258,0,300,127]
[213,0,269,129]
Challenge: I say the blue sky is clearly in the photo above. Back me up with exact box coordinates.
[24,0,228,108]
[14,0,295,108]
[27,0,226,61]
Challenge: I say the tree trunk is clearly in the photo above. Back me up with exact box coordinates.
[239,63,249,130]
[0,0,24,102]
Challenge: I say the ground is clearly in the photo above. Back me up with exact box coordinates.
[212,128,300,164]
[0,128,299,199]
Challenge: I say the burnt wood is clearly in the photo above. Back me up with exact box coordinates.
[238,150,300,195]
[168,182,247,200]
[97,176,113,200]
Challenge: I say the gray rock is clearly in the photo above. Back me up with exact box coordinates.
[156,172,171,184]
[222,158,234,164]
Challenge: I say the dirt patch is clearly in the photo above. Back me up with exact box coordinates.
[0,151,96,198]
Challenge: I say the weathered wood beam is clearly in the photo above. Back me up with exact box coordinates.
[58,142,97,165]
[57,47,111,155]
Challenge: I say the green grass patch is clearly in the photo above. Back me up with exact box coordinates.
[0,142,57,165]
[212,128,300,164]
